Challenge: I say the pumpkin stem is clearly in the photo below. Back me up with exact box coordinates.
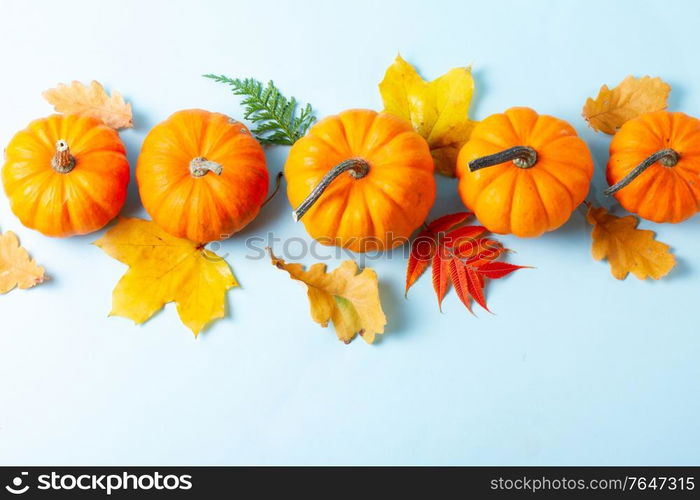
[468,146,538,172]
[604,148,679,196]
[51,140,76,174]
[190,157,223,177]
[292,158,370,222]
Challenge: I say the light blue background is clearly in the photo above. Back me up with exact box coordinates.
[1,0,698,465]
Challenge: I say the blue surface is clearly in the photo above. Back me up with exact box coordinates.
[0,0,698,465]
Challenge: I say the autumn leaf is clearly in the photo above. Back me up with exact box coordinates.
[270,250,386,344]
[582,76,670,134]
[405,212,526,312]
[379,54,476,177]
[586,205,675,280]
[94,218,237,336]
[43,80,133,129]
[0,230,46,294]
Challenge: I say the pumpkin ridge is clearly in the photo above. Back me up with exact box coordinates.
[310,130,351,160]
[511,171,553,234]
[363,128,413,160]
[9,172,55,232]
[329,185,360,244]
[532,167,575,220]
[636,170,670,219]
[366,177,414,233]
[670,175,695,222]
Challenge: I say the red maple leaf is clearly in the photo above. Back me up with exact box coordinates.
[405,212,528,313]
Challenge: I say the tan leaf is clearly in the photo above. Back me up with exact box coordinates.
[0,230,46,294]
[43,80,133,129]
[586,205,675,280]
[582,76,670,134]
[270,250,386,344]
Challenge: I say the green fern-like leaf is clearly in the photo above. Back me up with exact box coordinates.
[204,74,317,146]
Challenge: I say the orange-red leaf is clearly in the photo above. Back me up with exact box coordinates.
[432,246,450,310]
[454,237,501,259]
[405,230,435,295]
[449,258,473,313]
[466,245,508,267]
[466,266,489,312]
[444,225,487,247]
[477,261,526,279]
[406,212,527,314]
[428,212,472,233]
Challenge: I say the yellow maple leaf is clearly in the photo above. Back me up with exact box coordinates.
[379,54,476,177]
[270,250,386,344]
[586,205,675,280]
[0,230,46,294]
[43,80,133,129]
[94,218,237,336]
[582,76,670,135]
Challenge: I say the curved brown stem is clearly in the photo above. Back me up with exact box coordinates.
[51,140,76,173]
[262,172,284,208]
[293,158,370,222]
[468,146,537,172]
[605,148,679,196]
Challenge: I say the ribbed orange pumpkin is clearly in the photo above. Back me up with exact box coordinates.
[137,109,269,243]
[456,107,593,237]
[606,110,700,223]
[2,114,130,237]
[285,109,435,252]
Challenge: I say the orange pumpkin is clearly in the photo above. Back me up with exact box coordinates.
[2,114,130,237]
[456,107,593,237]
[137,109,269,243]
[285,109,435,252]
[606,110,700,223]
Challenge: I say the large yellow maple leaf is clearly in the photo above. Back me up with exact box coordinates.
[586,206,675,280]
[95,218,237,336]
[379,54,476,177]
[43,80,133,129]
[270,251,386,344]
[582,76,670,135]
[0,230,45,294]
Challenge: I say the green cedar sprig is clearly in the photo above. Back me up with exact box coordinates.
[204,74,316,146]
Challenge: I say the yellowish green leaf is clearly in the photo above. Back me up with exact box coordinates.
[270,250,386,344]
[379,54,476,176]
[94,218,236,336]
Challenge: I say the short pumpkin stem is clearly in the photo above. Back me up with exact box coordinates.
[604,148,679,196]
[190,157,223,177]
[293,158,370,222]
[51,140,76,174]
[469,146,538,172]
